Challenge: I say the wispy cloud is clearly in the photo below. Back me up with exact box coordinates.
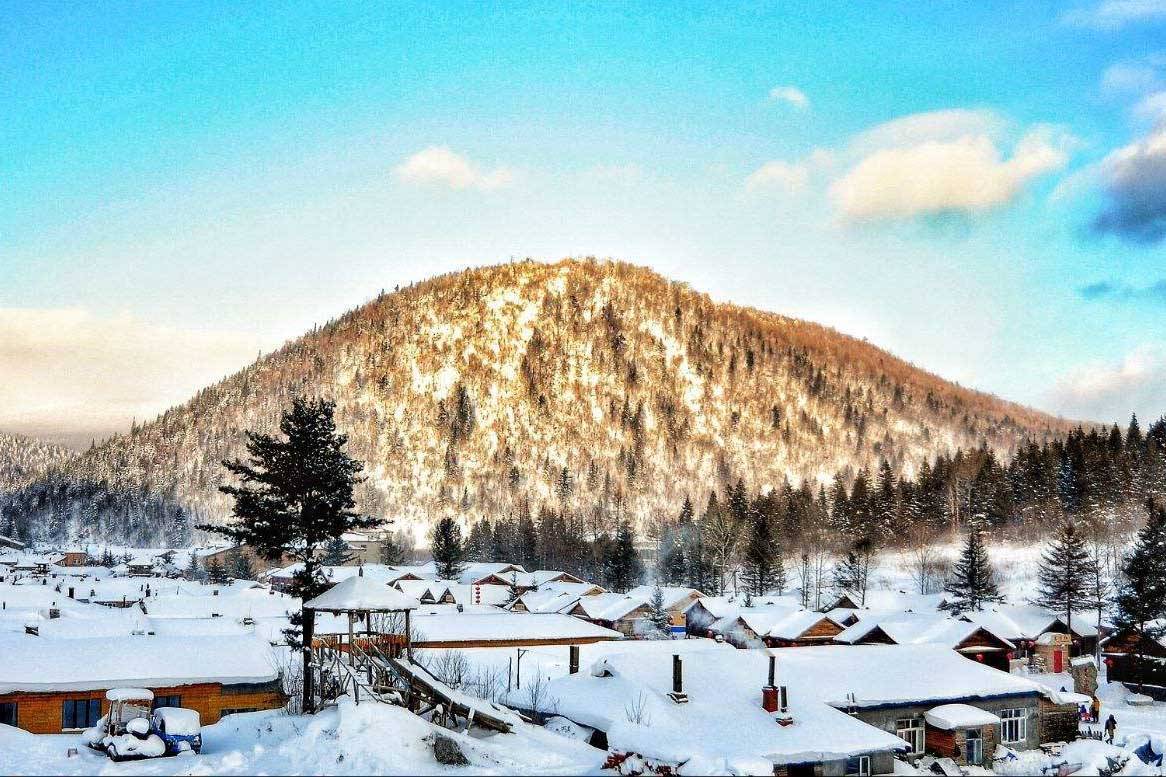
[394,146,515,191]
[768,85,809,110]
[1079,279,1166,302]
[829,113,1075,221]
[1063,0,1166,30]
[744,148,833,195]
[1049,343,1166,422]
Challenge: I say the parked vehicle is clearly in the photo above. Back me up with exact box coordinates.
[82,688,201,761]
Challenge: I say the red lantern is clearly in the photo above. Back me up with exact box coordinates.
[976,653,984,662]
[1006,651,1015,660]
[1105,657,1114,668]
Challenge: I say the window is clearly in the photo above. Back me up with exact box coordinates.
[0,702,16,728]
[965,728,984,765]
[1000,708,1027,744]
[845,755,872,776]
[61,698,102,730]
[221,707,259,717]
[896,716,925,754]
[152,695,181,710]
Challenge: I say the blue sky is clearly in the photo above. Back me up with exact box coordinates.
[2,1,1166,444]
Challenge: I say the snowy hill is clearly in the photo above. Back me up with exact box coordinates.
[4,259,1077,545]
[0,433,74,493]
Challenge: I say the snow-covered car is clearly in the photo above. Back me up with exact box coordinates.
[82,688,201,761]
[152,707,202,754]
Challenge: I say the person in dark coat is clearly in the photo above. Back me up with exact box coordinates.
[1104,714,1117,744]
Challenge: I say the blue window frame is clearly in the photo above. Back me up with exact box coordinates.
[62,698,102,729]
[0,702,16,728]
[152,695,182,710]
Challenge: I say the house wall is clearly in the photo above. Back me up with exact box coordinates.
[0,680,284,734]
[924,723,996,766]
[852,694,1041,755]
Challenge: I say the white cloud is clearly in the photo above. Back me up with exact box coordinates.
[1092,125,1166,242]
[745,149,833,194]
[393,146,514,191]
[1049,343,1166,422]
[0,309,262,445]
[768,85,809,110]
[1134,90,1166,121]
[1101,61,1162,94]
[1063,0,1166,29]
[847,109,1002,156]
[829,114,1074,221]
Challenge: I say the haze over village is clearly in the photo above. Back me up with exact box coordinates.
[3,2,1166,776]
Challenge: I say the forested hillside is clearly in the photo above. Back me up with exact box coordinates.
[1,259,1087,547]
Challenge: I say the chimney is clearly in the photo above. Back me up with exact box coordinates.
[569,645,580,675]
[668,654,688,703]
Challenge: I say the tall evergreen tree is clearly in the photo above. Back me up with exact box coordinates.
[202,396,377,714]
[321,537,353,566]
[1031,519,1092,631]
[1112,499,1166,691]
[604,521,643,593]
[229,548,256,580]
[646,585,672,638]
[377,531,409,566]
[431,517,467,580]
[206,557,228,585]
[941,521,1004,612]
[832,538,874,605]
[741,501,785,596]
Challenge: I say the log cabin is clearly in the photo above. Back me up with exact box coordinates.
[0,633,284,733]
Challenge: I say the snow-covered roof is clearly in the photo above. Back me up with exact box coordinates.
[770,644,1045,709]
[571,592,649,621]
[924,704,1000,730]
[515,643,906,767]
[305,574,420,612]
[411,612,622,645]
[456,562,527,585]
[0,634,279,693]
[961,604,1098,640]
[625,586,703,610]
[835,613,1015,650]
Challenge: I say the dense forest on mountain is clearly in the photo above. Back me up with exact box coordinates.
[0,259,1112,548]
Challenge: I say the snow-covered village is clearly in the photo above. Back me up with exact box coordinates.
[6,2,1166,776]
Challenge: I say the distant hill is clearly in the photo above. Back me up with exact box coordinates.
[3,259,1078,546]
[0,433,75,493]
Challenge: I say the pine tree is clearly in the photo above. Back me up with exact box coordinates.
[321,537,354,566]
[1031,519,1092,631]
[604,521,643,593]
[941,521,1003,612]
[657,528,687,586]
[646,585,672,638]
[229,548,256,580]
[1112,499,1166,691]
[832,538,873,605]
[201,394,378,704]
[185,553,205,582]
[741,502,785,596]
[207,558,228,585]
[431,517,467,580]
[378,531,409,566]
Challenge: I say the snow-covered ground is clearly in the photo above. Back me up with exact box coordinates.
[0,699,606,776]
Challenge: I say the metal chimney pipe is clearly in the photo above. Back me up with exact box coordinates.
[569,645,580,675]
[673,654,683,695]
[768,654,776,688]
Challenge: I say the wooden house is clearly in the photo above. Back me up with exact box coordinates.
[834,614,1016,672]
[0,634,284,733]
[1100,620,1166,696]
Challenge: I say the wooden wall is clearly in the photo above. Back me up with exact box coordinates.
[0,681,284,734]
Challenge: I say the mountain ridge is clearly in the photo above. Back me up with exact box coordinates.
[5,258,1083,545]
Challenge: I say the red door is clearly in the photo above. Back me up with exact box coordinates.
[1053,649,1064,673]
